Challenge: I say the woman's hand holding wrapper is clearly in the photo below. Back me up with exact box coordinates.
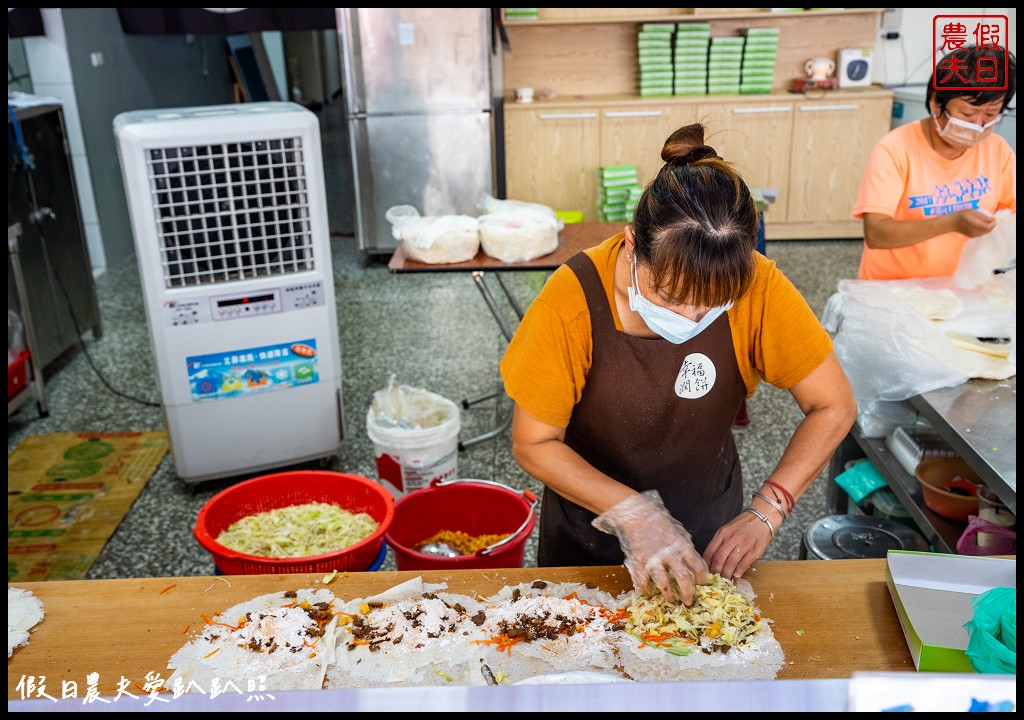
[593,490,709,605]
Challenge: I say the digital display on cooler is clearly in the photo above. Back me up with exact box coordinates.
[216,293,276,308]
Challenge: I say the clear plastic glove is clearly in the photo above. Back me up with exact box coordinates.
[592,490,709,605]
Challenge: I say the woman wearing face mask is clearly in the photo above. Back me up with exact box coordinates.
[499,123,857,605]
[854,45,1016,280]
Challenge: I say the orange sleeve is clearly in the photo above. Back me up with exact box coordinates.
[731,255,833,394]
[997,141,1016,213]
[852,130,908,220]
[499,265,593,428]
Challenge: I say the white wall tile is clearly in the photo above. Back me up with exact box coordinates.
[23,9,73,85]
[71,160,99,226]
[83,222,108,277]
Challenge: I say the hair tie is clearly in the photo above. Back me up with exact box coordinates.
[677,145,719,165]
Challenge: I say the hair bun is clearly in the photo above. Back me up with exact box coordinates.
[678,145,720,165]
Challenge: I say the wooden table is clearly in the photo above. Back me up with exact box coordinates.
[388,222,623,449]
[8,558,914,701]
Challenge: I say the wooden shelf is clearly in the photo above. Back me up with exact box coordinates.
[502,8,886,27]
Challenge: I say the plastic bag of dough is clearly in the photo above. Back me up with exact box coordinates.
[953,209,1015,289]
[477,209,560,263]
[477,192,558,219]
[385,205,480,264]
[476,193,564,262]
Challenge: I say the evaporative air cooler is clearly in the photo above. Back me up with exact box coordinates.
[114,102,344,483]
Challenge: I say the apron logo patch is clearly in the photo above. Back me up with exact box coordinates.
[675,353,716,399]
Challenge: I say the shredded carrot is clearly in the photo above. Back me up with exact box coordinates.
[181,625,190,635]
[200,613,241,631]
[470,632,525,656]
[160,583,177,594]
[562,592,579,601]
[351,639,369,646]
[203,647,221,659]
[303,638,320,648]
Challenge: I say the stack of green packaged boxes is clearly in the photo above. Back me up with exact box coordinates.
[707,36,745,95]
[740,27,780,94]
[673,23,710,95]
[598,165,643,222]
[637,23,675,97]
[504,8,539,22]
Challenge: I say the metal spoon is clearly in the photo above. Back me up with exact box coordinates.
[416,541,461,558]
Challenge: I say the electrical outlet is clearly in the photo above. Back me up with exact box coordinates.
[881,7,903,30]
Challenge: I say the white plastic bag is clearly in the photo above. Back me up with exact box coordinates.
[953,210,1015,289]
[368,374,457,431]
[476,193,562,263]
[825,280,969,435]
[385,205,480,264]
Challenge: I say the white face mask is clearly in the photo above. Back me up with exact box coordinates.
[626,257,732,345]
[933,111,1000,148]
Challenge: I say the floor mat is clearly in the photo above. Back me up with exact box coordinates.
[7,431,168,582]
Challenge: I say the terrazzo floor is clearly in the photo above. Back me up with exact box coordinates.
[7,231,864,579]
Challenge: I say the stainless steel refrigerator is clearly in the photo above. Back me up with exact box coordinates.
[337,8,496,254]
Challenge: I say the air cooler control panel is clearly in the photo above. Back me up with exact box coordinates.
[162,280,327,326]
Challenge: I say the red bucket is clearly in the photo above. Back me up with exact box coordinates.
[194,471,394,575]
[385,479,538,570]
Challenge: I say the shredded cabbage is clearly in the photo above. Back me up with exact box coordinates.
[624,573,762,653]
[215,502,379,558]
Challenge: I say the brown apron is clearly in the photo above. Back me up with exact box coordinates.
[537,251,746,567]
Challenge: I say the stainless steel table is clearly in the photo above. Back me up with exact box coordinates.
[829,378,1017,553]
[909,378,1016,515]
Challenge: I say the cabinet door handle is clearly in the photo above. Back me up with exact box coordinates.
[538,112,598,120]
[798,104,859,112]
[604,111,664,118]
[731,106,792,114]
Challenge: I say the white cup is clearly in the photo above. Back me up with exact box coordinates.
[514,87,534,103]
[805,58,836,81]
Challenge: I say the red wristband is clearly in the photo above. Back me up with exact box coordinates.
[765,480,795,510]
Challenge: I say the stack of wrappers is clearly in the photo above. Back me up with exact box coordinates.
[636,24,779,96]
[504,8,538,22]
[598,165,643,222]
[739,27,779,94]
[637,23,676,97]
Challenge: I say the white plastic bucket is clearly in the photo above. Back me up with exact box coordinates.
[366,396,460,499]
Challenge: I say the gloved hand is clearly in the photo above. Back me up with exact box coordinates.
[592,490,709,605]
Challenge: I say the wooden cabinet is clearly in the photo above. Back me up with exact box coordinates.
[786,95,893,228]
[504,106,600,221]
[503,90,892,233]
[598,103,699,191]
[499,8,893,238]
[697,100,794,223]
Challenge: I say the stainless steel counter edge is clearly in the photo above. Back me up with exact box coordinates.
[909,378,1016,515]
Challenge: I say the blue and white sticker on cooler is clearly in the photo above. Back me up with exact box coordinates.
[186,339,319,402]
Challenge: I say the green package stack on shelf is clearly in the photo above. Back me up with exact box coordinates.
[637,24,675,97]
[504,8,539,21]
[707,35,744,95]
[598,165,643,222]
[674,22,710,96]
[739,27,780,94]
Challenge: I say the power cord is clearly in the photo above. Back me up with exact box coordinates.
[33,212,162,409]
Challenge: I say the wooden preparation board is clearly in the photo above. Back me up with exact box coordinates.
[8,559,914,699]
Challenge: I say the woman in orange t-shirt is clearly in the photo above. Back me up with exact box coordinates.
[500,124,856,606]
[854,46,1016,280]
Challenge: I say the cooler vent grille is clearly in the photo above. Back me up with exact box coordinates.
[147,137,315,288]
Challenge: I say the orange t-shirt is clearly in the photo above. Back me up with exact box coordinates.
[499,233,834,429]
[853,120,1016,280]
